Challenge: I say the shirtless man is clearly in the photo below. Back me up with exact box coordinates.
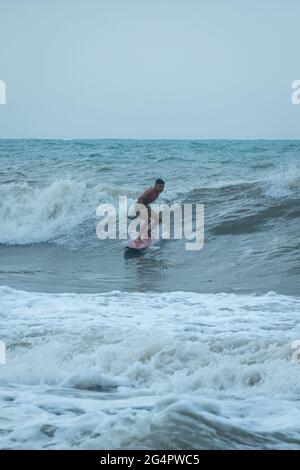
[135,179,165,244]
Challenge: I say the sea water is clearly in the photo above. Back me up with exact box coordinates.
[0,139,300,449]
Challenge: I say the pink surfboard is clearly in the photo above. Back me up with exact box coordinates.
[126,239,153,250]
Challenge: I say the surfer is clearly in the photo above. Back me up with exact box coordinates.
[135,179,165,245]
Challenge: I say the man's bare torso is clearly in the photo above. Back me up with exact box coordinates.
[137,187,160,207]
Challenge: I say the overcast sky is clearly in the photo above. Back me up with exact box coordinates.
[0,0,300,139]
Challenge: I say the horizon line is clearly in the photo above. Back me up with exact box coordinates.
[1,137,300,141]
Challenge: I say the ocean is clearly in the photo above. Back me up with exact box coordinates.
[0,139,300,449]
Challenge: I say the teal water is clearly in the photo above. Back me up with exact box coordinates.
[0,139,299,294]
[1,140,300,450]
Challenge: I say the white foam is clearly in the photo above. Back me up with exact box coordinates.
[264,165,300,198]
[0,287,300,448]
[0,180,136,245]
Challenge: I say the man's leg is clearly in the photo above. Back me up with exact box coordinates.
[135,204,149,243]
[149,208,160,239]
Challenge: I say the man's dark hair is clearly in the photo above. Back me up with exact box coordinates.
[155,178,165,185]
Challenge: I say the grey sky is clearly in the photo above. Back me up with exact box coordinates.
[0,0,300,139]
